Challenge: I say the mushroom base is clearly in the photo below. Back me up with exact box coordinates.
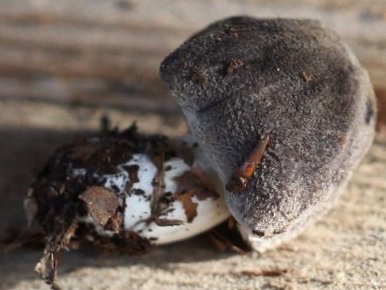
[25,124,230,287]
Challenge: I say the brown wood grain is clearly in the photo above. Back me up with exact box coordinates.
[0,0,385,120]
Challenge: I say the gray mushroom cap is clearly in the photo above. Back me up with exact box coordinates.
[160,17,376,248]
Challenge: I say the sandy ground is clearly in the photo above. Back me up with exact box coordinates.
[0,100,385,290]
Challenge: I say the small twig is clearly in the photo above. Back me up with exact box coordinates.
[232,268,288,277]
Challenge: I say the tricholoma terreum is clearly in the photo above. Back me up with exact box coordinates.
[26,16,376,287]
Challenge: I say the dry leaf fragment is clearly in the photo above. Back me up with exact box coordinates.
[175,191,198,223]
[79,186,120,227]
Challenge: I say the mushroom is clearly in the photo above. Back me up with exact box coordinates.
[159,16,376,251]
[27,16,376,287]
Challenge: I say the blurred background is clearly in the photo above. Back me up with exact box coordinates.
[0,0,385,125]
[0,1,385,289]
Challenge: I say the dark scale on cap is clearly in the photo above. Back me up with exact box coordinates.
[160,16,376,246]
